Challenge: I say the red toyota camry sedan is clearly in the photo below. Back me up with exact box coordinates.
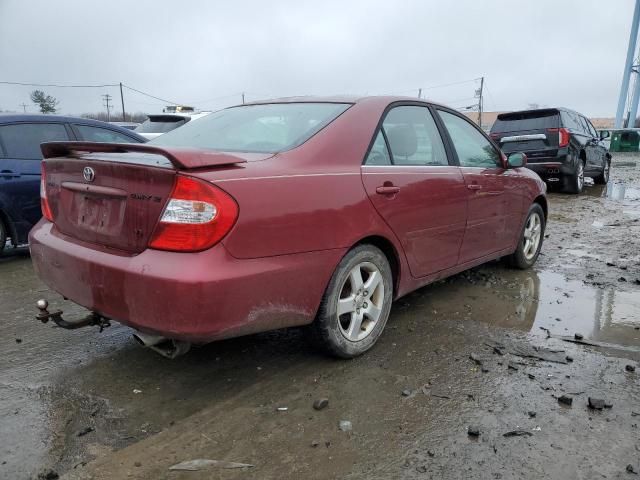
[30,96,547,358]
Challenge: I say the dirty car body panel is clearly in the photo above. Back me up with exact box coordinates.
[30,96,547,344]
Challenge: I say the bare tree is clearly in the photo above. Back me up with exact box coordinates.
[30,90,59,114]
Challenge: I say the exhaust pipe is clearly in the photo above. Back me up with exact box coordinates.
[132,331,166,347]
[132,331,191,359]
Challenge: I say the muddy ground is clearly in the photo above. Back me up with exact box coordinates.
[1,155,639,480]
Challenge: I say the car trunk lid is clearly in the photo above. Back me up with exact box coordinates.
[41,142,252,254]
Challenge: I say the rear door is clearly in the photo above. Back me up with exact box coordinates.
[490,109,560,162]
[437,109,521,261]
[0,122,71,235]
[361,104,467,277]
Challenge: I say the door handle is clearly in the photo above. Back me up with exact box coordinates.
[0,170,20,178]
[376,185,400,195]
[467,184,482,191]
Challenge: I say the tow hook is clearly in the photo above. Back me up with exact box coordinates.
[36,299,111,332]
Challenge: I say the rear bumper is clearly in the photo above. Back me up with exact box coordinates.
[29,220,344,343]
[526,154,574,182]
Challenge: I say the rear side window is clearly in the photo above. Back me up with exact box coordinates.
[150,103,351,153]
[560,111,585,133]
[366,105,447,166]
[74,124,139,143]
[0,123,69,159]
[439,110,501,168]
[491,111,559,133]
[365,131,392,165]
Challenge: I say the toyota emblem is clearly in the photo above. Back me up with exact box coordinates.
[83,166,95,182]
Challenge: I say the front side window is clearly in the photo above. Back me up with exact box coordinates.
[0,123,69,159]
[438,110,500,168]
[151,103,351,153]
[373,106,447,166]
[75,125,139,143]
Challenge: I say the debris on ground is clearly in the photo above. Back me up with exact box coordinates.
[485,340,567,364]
[467,426,480,437]
[36,469,59,480]
[77,426,94,437]
[313,398,329,410]
[627,464,638,474]
[626,364,636,372]
[574,333,584,340]
[401,389,411,397]
[311,440,320,448]
[339,420,352,432]
[168,459,254,471]
[588,397,605,410]
[528,411,537,418]
[503,430,533,437]
[469,353,482,365]
[276,407,288,412]
[558,395,573,406]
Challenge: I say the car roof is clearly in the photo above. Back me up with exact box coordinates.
[0,113,147,140]
[237,95,452,110]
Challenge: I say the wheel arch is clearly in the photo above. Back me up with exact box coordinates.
[532,195,548,220]
[352,235,402,298]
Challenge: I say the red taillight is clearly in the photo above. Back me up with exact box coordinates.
[40,162,54,222]
[148,175,238,252]
[547,127,570,148]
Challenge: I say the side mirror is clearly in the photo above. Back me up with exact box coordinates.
[599,130,610,140]
[507,152,527,168]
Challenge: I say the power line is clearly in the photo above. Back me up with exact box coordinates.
[121,84,181,106]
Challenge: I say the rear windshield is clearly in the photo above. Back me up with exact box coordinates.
[149,102,351,153]
[491,110,559,133]
[136,116,187,133]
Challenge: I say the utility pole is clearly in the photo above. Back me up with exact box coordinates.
[102,94,113,122]
[242,92,245,104]
[19,103,28,113]
[119,82,126,122]
[417,88,422,99]
[616,0,640,128]
[476,77,484,128]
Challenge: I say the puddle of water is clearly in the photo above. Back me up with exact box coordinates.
[404,267,640,349]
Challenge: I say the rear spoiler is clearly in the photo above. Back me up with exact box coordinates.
[40,142,248,170]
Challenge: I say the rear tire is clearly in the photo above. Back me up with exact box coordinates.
[566,160,585,194]
[508,204,545,270]
[593,158,610,185]
[309,245,393,358]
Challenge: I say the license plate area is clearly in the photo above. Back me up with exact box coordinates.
[72,192,126,235]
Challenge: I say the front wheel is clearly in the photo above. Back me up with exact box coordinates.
[508,204,545,269]
[309,245,393,358]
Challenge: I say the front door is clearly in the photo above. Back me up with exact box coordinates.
[360,105,468,278]
[436,109,514,263]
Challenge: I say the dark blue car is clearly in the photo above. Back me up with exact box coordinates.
[0,114,146,253]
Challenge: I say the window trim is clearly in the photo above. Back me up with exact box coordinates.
[71,123,140,143]
[434,106,503,170]
[361,101,455,167]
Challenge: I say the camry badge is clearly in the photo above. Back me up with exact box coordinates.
[83,166,95,182]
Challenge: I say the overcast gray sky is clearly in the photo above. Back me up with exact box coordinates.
[0,0,634,117]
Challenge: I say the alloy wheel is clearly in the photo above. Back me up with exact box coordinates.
[522,212,542,261]
[337,262,385,342]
